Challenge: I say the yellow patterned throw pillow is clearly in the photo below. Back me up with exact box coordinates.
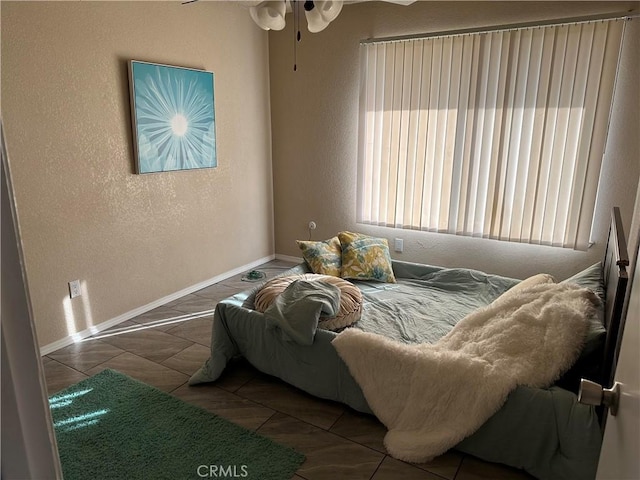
[296,237,342,276]
[338,231,396,283]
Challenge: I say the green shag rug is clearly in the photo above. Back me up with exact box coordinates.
[49,369,304,480]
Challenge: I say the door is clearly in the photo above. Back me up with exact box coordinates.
[1,121,62,478]
[596,235,640,479]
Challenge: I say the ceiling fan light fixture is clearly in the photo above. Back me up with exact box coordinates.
[315,0,343,23]
[304,2,330,33]
[238,0,418,33]
[249,1,286,31]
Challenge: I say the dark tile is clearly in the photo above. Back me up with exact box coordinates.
[193,284,243,302]
[219,275,258,290]
[257,267,298,280]
[258,412,384,480]
[330,409,387,453]
[237,374,345,430]
[47,339,125,373]
[170,296,217,315]
[162,343,211,376]
[165,317,214,347]
[43,360,89,395]
[171,383,274,431]
[413,450,463,479]
[215,357,258,393]
[218,260,299,292]
[98,327,193,363]
[95,320,139,335]
[163,294,201,308]
[85,352,188,392]
[91,319,180,339]
[131,305,190,331]
[372,456,444,480]
[455,456,534,480]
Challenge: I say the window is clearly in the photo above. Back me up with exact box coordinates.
[357,19,624,250]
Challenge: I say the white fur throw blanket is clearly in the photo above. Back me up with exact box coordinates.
[332,282,600,462]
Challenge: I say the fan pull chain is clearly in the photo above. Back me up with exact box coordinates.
[293,0,300,71]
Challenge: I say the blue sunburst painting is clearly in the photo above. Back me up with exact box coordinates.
[129,61,216,174]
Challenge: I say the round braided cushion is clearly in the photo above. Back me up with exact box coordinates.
[254,274,363,331]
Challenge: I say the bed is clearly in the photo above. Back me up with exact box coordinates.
[190,208,629,480]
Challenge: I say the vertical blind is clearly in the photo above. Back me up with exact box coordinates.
[357,19,624,249]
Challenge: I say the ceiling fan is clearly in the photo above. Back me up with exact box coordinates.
[240,1,416,32]
[182,1,417,70]
[182,1,417,33]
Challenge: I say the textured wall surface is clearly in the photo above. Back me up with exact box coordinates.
[608,18,640,259]
[269,1,640,280]
[2,2,274,347]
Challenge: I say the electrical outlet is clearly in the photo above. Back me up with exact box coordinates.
[69,280,81,299]
[394,238,404,253]
[308,221,317,230]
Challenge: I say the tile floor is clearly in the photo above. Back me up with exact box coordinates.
[43,259,534,480]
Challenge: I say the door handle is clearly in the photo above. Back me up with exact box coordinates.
[578,379,621,416]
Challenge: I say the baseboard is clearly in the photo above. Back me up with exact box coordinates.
[40,254,276,356]
[275,253,303,263]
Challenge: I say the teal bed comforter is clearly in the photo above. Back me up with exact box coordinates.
[190,261,602,480]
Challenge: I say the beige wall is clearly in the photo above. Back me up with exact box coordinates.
[612,18,640,261]
[2,1,274,347]
[269,1,640,280]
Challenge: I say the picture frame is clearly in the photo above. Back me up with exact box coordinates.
[128,60,216,174]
